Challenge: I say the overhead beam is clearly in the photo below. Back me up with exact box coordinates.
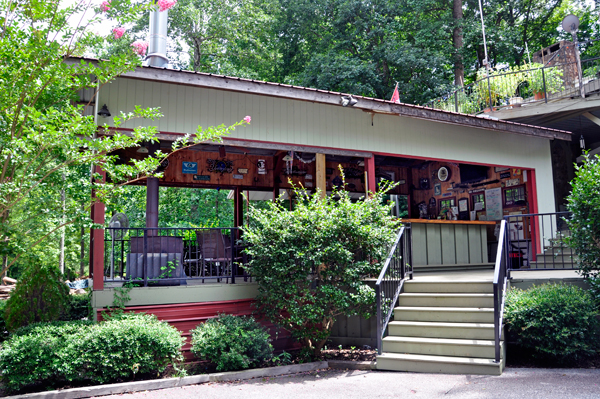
[582,111,600,127]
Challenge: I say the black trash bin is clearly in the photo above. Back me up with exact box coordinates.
[509,250,524,269]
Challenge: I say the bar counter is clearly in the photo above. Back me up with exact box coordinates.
[400,219,497,269]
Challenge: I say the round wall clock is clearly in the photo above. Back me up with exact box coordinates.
[438,166,450,182]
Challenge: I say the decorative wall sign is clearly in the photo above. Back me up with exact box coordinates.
[207,158,234,174]
[283,165,308,176]
[506,178,521,187]
[182,161,198,174]
[305,174,313,180]
[332,175,343,188]
[512,168,522,176]
[257,159,266,175]
[305,181,313,188]
[157,158,169,172]
[485,188,503,220]
[468,188,485,194]
[434,183,442,196]
[442,192,452,197]
[500,172,511,179]
[494,167,510,172]
[193,175,210,181]
[346,168,364,179]
[232,174,243,179]
[437,166,450,182]
[419,178,430,190]
[237,168,249,174]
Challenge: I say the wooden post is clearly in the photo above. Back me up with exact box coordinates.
[90,165,106,291]
[526,169,540,261]
[316,153,326,199]
[365,156,376,195]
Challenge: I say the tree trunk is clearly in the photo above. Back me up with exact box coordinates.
[452,0,464,87]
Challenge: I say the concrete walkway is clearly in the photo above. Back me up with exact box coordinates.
[102,368,600,399]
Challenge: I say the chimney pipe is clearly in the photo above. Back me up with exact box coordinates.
[146,5,169,67]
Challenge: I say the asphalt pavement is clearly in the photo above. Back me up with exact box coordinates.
[100,367,600,399]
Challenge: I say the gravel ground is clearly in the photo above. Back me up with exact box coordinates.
[100,367,600,399]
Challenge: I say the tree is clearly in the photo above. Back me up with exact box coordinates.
[244,179,400,355]
[0,0,247,278]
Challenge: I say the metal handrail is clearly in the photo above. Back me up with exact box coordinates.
[375,225,413,355]
[492,220,508,363]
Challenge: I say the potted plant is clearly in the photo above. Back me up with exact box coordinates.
[525,63,564,100]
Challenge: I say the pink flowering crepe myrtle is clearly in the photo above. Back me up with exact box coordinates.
[100,0,110,12]
[113,27,126,39]
[243,116,251,123]
[131,40,149,56]
[157,0,177,12]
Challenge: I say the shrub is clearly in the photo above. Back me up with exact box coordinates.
[60,292,92,321]
[4,264,69,332]
[504,283,599,361]
[566,153,600,279]
[244,177,399,355]
[0,314,184,392]
[0,320,92,391]
[191,314,273,371]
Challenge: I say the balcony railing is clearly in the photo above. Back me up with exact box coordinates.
[424,48,600,115]
[104,227,248,286]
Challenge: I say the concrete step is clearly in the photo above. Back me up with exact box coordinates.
[397,293,494,308]
[382,336,504,359]
[394,306,494,323]
[404,281,493,293]
[388,321,499,340]
[376,353,503,375]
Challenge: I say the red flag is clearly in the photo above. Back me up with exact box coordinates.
[390,83,400,103]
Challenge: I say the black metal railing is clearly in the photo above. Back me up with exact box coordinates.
[375,225,413,355]
[505,211,575,271]
[492,220,509,363]
[104,227,248,286]
[425,46,600,115]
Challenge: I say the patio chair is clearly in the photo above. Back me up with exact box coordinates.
[197,230,238,282]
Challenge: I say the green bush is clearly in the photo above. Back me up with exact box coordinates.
[566,153,600,279]
[191,314,273,372]
[60,292,92,321]
[0,314,184,392]
[244,177,400,355]
[4,264,69,331]
[504,284,599,361]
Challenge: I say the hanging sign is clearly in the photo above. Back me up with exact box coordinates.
[182,162,198,174]
[193,175,210,181]
[257,159,266,175]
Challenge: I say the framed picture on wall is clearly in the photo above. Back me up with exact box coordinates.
[434,183,442,196]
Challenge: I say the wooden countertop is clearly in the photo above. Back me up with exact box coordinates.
[400,218,498,225]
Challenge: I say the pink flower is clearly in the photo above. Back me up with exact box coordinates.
[100,0,110,12]
[243,116,251,123]
[113,27,126,39]
[157,0,177,12]
[131,40,149,56]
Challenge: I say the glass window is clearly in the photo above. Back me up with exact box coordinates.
[471,193,485,210]
[439,197,455,210]
[503,185,526,207]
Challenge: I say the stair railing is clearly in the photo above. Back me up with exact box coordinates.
[493,219,509,363]
[375,225,413,355]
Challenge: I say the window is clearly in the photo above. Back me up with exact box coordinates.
[471,193,485,210]
[438,197,456,210]
[503,185,526,207]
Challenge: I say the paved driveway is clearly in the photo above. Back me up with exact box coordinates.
[101,368,600,399]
